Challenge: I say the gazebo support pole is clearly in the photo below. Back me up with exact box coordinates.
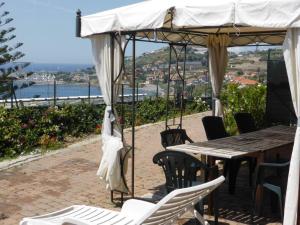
[131,34,136,198]
[165,44,172,130]
[121,84,124,142]
[207,50,215,116]
[179,45,187,129]
[110,33,115,136]
[75,10,81,37]
[110,33,115,203]
[207,50,213,111]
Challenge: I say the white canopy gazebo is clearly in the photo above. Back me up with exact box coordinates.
[77,1,300,224]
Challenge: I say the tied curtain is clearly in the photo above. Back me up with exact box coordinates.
[283,28,300,225]
[91,34,128,193]
[207,34,230,117]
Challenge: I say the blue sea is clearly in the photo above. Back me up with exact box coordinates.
[25,63,94,73]
[14,84,101,99]
[13,84,144,99]
[3,63,151,99]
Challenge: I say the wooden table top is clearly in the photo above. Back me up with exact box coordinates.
[166,125,296,159]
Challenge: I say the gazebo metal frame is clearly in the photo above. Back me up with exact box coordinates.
[75,10,283,203]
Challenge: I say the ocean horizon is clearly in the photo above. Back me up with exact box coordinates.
[1,63,157,99]
[24,63,94,73]
[0,62,94,73]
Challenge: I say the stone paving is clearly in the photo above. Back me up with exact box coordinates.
[0,112,282,225]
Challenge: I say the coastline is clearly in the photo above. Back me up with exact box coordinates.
[31,81,95,86]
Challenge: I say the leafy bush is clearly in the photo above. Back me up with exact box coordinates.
[0,98,207,159]
[0,104,104,158]
[0,84,266,159]
[221,83,267,134]
[136,98,171,125]
[186,96,209,113]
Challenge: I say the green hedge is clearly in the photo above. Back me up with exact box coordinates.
[0,98,208,159]
[0,104,105,158]
[221,83,267,134]
[0,84,267,160]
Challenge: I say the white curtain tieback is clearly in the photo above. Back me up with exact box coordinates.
[108,109,116,122]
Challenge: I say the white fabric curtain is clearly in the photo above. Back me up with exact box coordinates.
[283,28,300,225]
[91,34,128,193]
[207,34,230,116]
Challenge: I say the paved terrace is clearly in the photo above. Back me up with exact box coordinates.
[0,112,281,225]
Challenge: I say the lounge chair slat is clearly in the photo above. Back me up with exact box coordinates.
[20,176,225,225]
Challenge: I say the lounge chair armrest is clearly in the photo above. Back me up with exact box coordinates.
[259,161,290,168]
[20,218,54,225]
[121,199,155,220]
[62,217,90,225]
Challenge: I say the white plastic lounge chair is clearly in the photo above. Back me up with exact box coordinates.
[20,176,225,225]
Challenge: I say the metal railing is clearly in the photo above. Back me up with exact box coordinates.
[0,93,148,108]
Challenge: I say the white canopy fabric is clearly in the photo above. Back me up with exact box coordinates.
[207,34,230,116]
[81,0,300,46]
[81,0,300,223]
[91,35,128,193]
[283,28,300,225]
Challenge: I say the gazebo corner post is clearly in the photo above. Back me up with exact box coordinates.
[110,33,115,136]
[121,84,124,142]
[180,44,187,129]
[207,50,214,116]
[165,43,172,130]
[207,51,213,111]
[131,33,136,198]
[76,9,81,38]
[109,32,115,203]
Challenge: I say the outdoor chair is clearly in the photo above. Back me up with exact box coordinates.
[234,112,258,184]
[20,176,225,225]
[254,161,290,220]
[160,128,193,149]
[234,112,257,134]
[153,150,220,223]
[202,116,254,194]
[153,150,216,193]
[202,116,229,141]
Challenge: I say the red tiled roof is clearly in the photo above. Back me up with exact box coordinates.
[232,76,258,85]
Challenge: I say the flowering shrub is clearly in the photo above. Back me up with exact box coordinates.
[186,96,209,113]
[221,83,267,134]
[95,124,102,134]
[0,104,104,159]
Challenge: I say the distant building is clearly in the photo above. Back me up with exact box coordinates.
[232,76,259,86]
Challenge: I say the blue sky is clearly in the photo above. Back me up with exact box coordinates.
[7,0,165,64]
[7,0,273,65]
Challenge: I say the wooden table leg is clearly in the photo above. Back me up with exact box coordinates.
[254,152,264,215]
[207,156,216,215]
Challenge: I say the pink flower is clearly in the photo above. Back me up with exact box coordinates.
[21,123,28,129]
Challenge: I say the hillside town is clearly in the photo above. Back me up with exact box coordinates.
[6,47,281,101]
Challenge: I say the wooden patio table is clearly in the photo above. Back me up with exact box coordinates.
[166,125,296,215]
